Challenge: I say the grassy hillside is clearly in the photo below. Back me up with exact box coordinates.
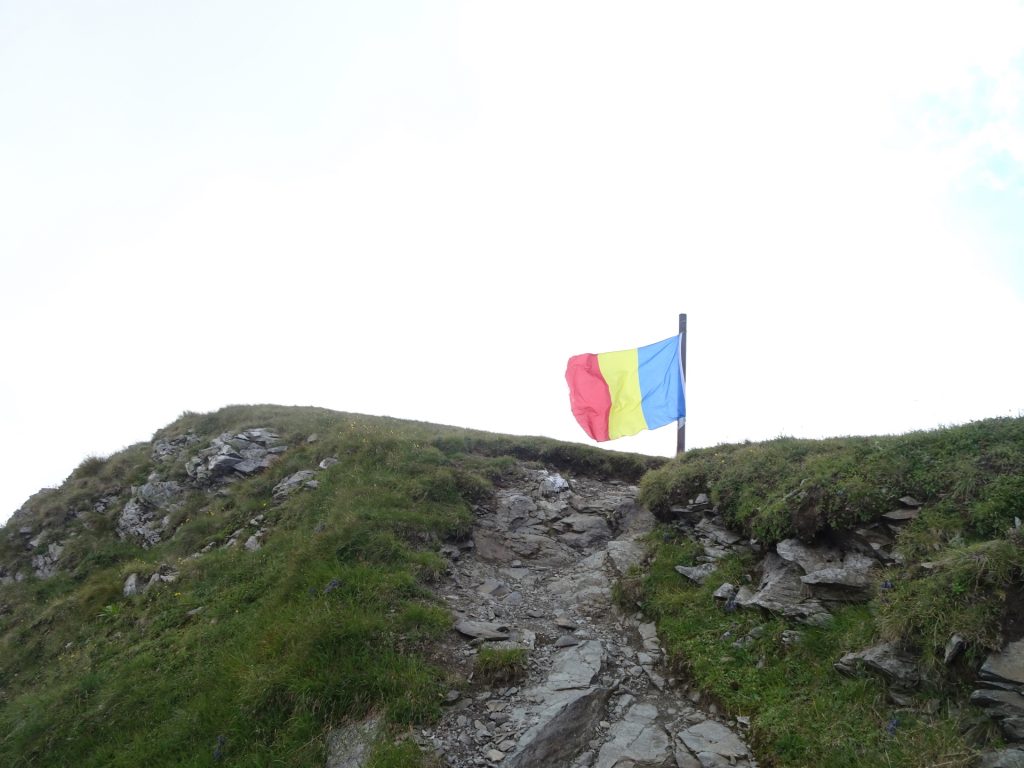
[2,406,1023,767]
[0,406,658,767]
[634,417,1024,767]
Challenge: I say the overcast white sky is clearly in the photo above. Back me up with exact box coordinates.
[2,1,1023,524]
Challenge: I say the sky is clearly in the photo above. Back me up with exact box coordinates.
[2,1,1023,524]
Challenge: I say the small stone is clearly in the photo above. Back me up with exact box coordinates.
[643,666,665,690]
[712,582,736,601]
[479,578,510,598]
[485,748,505,762]
[944,633,966,665]
[555,635,580,648]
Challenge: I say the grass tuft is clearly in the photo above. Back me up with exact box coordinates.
[473,647,529,685]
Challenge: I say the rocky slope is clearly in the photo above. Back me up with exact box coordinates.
[329,465,756,768]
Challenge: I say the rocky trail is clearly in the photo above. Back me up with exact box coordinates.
[413,466,756,768]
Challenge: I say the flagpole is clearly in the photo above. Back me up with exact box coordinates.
[677,313,687,456]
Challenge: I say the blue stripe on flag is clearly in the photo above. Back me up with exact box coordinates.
[637,335,686,430]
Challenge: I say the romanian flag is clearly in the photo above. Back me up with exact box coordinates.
[565,335,685,442]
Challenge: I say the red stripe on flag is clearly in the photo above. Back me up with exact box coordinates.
[565,353,612,442]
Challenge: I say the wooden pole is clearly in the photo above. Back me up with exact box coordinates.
[677,313,687,456]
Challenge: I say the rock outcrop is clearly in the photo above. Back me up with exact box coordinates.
[117,479,186,546]
[973,639,1024,743]
[184,428,285,486]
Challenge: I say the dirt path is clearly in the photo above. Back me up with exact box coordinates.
[419,464,757,768]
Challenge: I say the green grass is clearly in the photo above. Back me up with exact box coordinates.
[473,647,529,685]
[639,417,1024,544]
[876,535,1024,657]
[0,404,653,767]
[641,539,977,768]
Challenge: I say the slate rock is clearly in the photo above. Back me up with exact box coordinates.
[675,563,718,585]
[775,538,841,574]
[976,749,1024,768]
[454,620,511,641]
[496,494,536,530]
[981,640,1024,688]
[695,518,742,546]
[834,642,920,689]
[273,470,318,499]
[594,703,673,768]
[123,573,141,597]
[677,720,750,764]
[478,578,509,598]
[504,686,613,768]
[971,689,1024,742]
[31,541,65,579]
[117,480,188,547]
[232,459,262,475]
[712,582,736,601]
[547,640,604,690]
[944,633,966,665]
[473,529,578,568]
[547,552,612,612]
[800,563,874,602]
[605,539,646,575]
[882,509,919,523]
[325,715,380,768]
[539,473,570,496]
[557,513,612,549]
[741,552,832,626]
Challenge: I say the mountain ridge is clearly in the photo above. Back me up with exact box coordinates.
[2,405,1024,767]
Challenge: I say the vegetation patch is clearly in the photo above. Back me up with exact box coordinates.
[639,538,976,768]
[473,647,529,685]
[877,535,1024,658]
[639,417,1024,545]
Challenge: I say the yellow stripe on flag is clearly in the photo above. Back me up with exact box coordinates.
[598,348,648,440]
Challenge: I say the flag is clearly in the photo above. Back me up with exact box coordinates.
[565,334,685,442]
